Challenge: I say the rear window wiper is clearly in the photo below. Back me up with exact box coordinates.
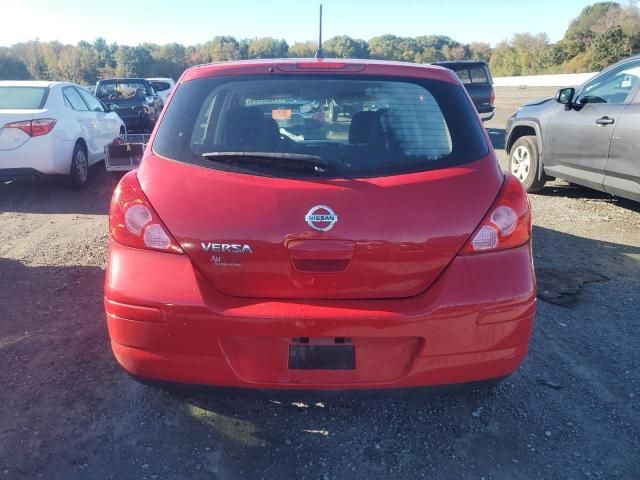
[202,151,330,174]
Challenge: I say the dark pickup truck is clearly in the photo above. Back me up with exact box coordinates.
[432,61,495,122]
[95,78,162,133]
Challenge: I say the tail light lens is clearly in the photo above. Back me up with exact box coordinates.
[276,62,366,73]
[3,118,57,137]
[109,171,183,254]
[295,61,347,69]
[490,88,496,106]
[462,174,531,254]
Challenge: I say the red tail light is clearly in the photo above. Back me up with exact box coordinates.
[490,88,496,106]
[295,61,347,69]
[276,62,366,73]
[462,174,531,254]
[3,118,57,137]
[109,171,183,254]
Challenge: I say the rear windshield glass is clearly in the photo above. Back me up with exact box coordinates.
[96,81,152,99]
[153,75,488,179]
[0,87,47,109]
[452,66,490,85]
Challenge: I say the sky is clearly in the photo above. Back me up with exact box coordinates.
[2,0,598,48]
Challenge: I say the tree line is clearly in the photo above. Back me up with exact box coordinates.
[1,2,638,84]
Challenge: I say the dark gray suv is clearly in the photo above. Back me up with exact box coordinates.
[505,55,640,202]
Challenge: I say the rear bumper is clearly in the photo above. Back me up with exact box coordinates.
[105,241,536,390]
[479,108,495,121]
[0,135,74,175]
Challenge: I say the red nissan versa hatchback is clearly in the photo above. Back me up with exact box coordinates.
[105,58,536,390]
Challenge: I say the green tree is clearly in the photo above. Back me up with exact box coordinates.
[468,42,492,62]
[246,38,288,59]
[14,41,49,79]
[0,51,31,79]
[442,44,469,61]
[58,46,82,82]
[205,36,241,62]
[565,2,622,49]
[77,43,100,83]
[322,36,368,58]
[368,35,403,60]
[368,35,420,62]
[288,41,317,58]
[152,43,187,79]
[39,41,64,80]
[414,47,439,63]
[414,36,462,63]
[186,45,207,65]
[512,33,551,73]
[591,25,629,70]
[114,46,153,77]
[489,41,520,76]
[93,37,116,68]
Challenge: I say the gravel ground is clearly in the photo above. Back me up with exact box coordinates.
[1,87,639,480]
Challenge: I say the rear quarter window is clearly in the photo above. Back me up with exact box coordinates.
[450,66,490,85]
[469,67,489,84]
[153,75,488,179]
[0,87,48,109]
[63,87,89,111]
[151,81,171,92]
[456,69,472,85]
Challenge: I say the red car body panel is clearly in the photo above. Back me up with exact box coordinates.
[138,153,503,299]
[180,59,462,84]
[104,58,536,389]
[105,240,535,388]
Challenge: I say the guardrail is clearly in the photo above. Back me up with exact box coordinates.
[493,72,597,87]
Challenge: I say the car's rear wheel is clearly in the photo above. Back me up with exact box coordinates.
[70,142,89,189]
[510,136,545,192]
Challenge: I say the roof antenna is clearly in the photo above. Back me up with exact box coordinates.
[315,4,324,59]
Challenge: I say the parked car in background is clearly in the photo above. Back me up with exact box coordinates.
[147,77,175,104]
[432,61,495,121]
[95,78,162,133]
[105,58,535,390]
[0,81,123,188]
[506,55,640,202]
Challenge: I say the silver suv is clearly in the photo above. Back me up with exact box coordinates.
[506,55,640,202]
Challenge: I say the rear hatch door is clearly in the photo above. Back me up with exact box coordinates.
[139,155,502,300]
[139,69,502,300]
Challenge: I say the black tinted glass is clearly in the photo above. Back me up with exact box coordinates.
[96,81,152,99]
[151,81,171,92]
[153,75,488,179]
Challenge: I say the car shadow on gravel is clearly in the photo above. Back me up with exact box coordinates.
[0,163,120,215]
[535,182,640,212]
[533,225,640,305]
[0,257,121,480]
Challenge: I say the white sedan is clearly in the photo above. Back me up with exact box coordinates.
[0,81,124,188]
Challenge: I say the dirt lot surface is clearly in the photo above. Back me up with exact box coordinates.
[1,87,639,480]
